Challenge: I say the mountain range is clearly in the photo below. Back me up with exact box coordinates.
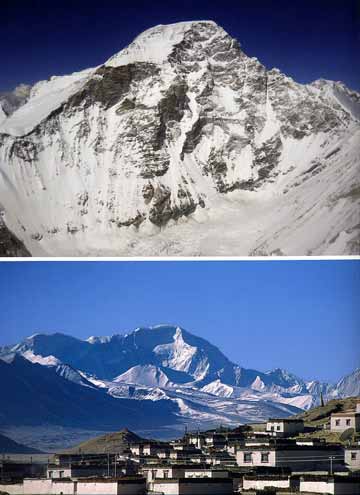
[1,325,358,447]
[0,20,359,256]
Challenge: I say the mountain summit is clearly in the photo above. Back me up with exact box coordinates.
[0,325,358,445]
[0,21,359,256]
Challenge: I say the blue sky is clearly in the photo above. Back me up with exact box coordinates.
[1,0,359,92]
[0,260,358,383]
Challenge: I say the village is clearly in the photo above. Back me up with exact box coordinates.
[1,399,360,495]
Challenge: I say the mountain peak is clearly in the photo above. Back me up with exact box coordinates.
[1,21,358,256]
[105,20,229,67]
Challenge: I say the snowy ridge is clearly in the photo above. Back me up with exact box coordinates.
[22,349,61,366]
[106,21,221,67]
[0,326,358,430]
[0,68,96,136]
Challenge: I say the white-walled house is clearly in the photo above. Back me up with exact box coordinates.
[236,442,344,471]
[0,477,146,495]
[169,446,202,461]
[150,477,233,495]
[266,418,304,437]
[345,444,360,470]
[299,474,360,494]
[242,474,293,492]
[330,407,360,433]
[140,464,228,484]
[47,464,112,479]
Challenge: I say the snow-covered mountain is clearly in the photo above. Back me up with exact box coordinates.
[332,368,360,398]
[1,325,358,436]
[0,21,359,256]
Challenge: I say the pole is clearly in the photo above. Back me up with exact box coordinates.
[114,454,117,478]
[329,456,333,475]
[107,453,110,477]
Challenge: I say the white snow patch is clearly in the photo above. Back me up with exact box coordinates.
[114,364,172,388]
[106,21,220,67]
[22,350,61,366]
[0,68,96,136]
[153,327,198,374]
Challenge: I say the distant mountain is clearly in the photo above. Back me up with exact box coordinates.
[0,327,321,392]
[1,326,358,443]
[0,432,43,454]
[4,326,238,383]
[333,369,360,398]
[0,354,179,430]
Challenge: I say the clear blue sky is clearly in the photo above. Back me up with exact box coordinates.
[1,0,359,92]
[0,260,358,383]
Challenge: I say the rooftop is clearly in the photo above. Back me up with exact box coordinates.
[331,411,359,417]
[267,418,304,423]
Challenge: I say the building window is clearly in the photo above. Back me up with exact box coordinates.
[59,471,64,478]
[346,419,351,426]
[163,470,169,479]
[244,453,252,463]
[276,426,281,431]
[261,453,269,463]
[335,419,340,426]
[48,471,53,478]
[351,453,357,460]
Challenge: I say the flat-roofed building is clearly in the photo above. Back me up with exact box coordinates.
[140,463,229,483]
[345,444,360,471]
[150,477,233,495]
[236,441,344,471]
[330,408,360,433]
[266,418,304,437]
[169,445,202,461]
[0,477,146,495]
[47,463,120,479]
[242,473,295,492]
[300,474,360,494]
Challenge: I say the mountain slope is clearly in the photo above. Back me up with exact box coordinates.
[63,428,145,454]
[0,21,359,256]
[0,432,43,454]
[0,355,180,430]
[295,396,360,425]
[292,396,360,444]
[333,369,360,398]
[0,216,31,256]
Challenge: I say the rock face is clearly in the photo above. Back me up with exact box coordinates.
[0,216,31,256]
[0,21,359,256]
